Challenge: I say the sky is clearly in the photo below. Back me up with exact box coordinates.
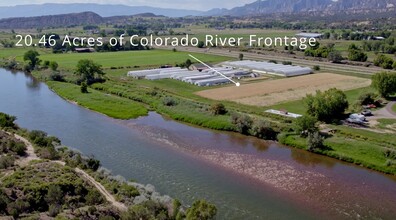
[0,0,256,11]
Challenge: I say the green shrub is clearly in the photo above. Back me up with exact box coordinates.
[48,204,61,217]
[230,113,252,134]
[186,200,217,220]
[0,112,16,128]
[209,103,227,115]
[81,81,88,93]
[162,97,177,106]
[307,132,324,152]
[313,65,320,71]
[250,120,277,140]
[85,190,104,205]
[45,185,63,205]
[8,141,27,156]
[384,149,396,159]
[0,155,15,169]
[49,72,65,82]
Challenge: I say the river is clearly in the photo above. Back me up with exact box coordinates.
[1,69,395,219]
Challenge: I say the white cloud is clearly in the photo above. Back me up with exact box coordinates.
[0,0,255,10]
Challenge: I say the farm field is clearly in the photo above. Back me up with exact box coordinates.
[196,73,371,106]
[0,48,231,71]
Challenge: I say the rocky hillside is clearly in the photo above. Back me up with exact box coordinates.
[0,11,103,29]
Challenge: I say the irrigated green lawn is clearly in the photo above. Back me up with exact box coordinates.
[47,81,148,119]
[392,103,396,113]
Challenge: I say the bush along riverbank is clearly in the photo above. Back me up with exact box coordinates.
[0,112,217,219]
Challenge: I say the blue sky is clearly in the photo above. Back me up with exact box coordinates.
[0,0,255,10]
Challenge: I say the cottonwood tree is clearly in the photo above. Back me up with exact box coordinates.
[371,71,396,97]
[305,88,348,123]
[23,50,41,70]
[293,115,319,137]
[74,59,105,85]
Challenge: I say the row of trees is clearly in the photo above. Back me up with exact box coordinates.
[304,42,368,63]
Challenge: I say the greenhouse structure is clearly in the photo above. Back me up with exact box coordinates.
[221,60,312,77]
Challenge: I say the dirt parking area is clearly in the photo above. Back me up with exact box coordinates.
[196,73,371,106]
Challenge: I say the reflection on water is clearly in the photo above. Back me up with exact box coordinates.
[1,69,396,219]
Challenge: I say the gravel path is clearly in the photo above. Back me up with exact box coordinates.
[372,101,396,119]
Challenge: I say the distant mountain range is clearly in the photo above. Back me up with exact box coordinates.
[0,3,203,19]
[0,0,395,28]
[205,0,396,16]
[0,1,395,20]
[0,12,104,29]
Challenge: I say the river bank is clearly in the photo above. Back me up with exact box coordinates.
[41,72,396,177]
[5,65,392,217]
[0,116,217,219]
[2,51,396,176]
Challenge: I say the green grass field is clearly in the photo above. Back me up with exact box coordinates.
[279,124,396,175]
[393,103,396,113]
[39,49,231,70]
[47,81,148,119]
[0,47,231,73]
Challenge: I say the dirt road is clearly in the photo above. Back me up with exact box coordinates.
[10,134,127,212]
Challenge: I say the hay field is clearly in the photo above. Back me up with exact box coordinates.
[196,73,371,106]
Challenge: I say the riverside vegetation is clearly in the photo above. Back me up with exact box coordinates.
[0,112,217,219]
[1,46,396,176]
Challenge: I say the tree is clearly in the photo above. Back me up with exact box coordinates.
[305,88,349,123]
[186,200,217,220]
[185,59,192,68]
[374,54,395,69]
[80,81,88,93]
[371,71,396,97]
[209,103,227,115]
[355,92,377,106]
[348,49,368,62]
[197,41,205,48]
[74,59,105,85]
[307,132,324,152]
[239,53,244,61]
[293,115,319,137]
[23,50,41,70]
[49,61,58,71]
[328,51,343,63]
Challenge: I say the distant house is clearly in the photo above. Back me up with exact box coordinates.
[75,48,95,53]
[373,36,385,40]
[190,63,212,72]
[295,33,323,38]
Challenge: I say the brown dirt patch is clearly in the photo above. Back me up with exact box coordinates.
[196,73,371,106]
